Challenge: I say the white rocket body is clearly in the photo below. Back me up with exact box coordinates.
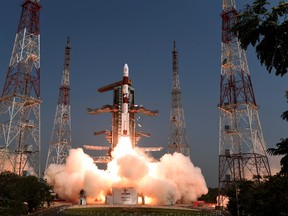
[121,64,130,136]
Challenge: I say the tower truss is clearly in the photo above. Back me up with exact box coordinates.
[0,0,41,176]
[167,41,190,157]
[46,37,72,169]
[217,0,271,206]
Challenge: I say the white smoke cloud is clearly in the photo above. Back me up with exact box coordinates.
[44,138,208,205]
[117,154,149,180]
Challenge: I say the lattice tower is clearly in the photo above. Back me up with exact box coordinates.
[45,37,72,169]
[217,0,271,206]
[167,41,190,157]
[0,0,41,176]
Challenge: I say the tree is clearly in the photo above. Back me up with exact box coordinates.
[232,0,288,76]
[267,138,288,174]
[19,176,54,212]
[0,172,55,215]
[227,175,288,216]
[267,91,288,175]
[0,172,28,215]
[198,187,218,203]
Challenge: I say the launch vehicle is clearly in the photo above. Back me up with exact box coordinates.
[86,64,160,163]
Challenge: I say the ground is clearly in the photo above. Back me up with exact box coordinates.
[34,202,229,216]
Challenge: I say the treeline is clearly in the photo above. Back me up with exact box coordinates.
[227,174,288,215]
[199,187,218,203]
[0,171,54,215]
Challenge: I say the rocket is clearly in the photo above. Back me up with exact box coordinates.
[121,64,130,136]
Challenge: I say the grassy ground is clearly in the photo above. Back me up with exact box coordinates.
[63,206,226,216]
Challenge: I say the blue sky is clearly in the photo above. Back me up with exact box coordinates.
[0,0,287,187]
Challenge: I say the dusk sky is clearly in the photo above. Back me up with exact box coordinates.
[0,0,287,187]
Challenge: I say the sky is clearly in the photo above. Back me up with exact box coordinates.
[0,0,287,188]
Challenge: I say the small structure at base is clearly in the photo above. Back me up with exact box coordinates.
[78,189,87,205]
[107,187,138,205]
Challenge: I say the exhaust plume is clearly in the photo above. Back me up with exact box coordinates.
[44,137,208,204]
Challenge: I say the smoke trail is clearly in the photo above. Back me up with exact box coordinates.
[44,138,208,204]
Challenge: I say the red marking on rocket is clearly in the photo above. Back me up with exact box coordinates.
[121,64,129,136]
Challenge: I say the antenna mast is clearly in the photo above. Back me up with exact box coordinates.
[46,37,72,169]
[168,41,190,157]
[217,0,271,207]
[0,0,41,176]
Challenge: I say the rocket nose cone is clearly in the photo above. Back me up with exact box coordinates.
[123,63,129,77]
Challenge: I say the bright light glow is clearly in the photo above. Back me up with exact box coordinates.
[144,196,154,205]
[111,136,134,158]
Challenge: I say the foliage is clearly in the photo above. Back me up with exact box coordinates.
[198,187,218,203]
[0,172,28,215]
[19,176,54,212]
[267,138,288,174]
[0,171,55,215]
[232,0,288,76]
[227,175,288,216]
[267,90,288,175]
[280,91,288,122]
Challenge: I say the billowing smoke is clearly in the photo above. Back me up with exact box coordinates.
[44,137,208,205]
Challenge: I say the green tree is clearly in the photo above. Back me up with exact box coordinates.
[232,0,288,76]
[0,172,28,215]
[0,172,54,215]
[198,187,218,203]
[19,176,54,212]
[227,175,288,216]
[267,91,288,175]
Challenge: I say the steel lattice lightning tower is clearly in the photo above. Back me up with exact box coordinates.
[217,0,271,206]
[167,41,190,157]
[46,37,72,169]
[0,0,41,176]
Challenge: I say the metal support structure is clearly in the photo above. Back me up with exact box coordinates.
[217,0,271,207]
[0,0,41,176]
[45,37,72,169]
[168,41,190,157]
